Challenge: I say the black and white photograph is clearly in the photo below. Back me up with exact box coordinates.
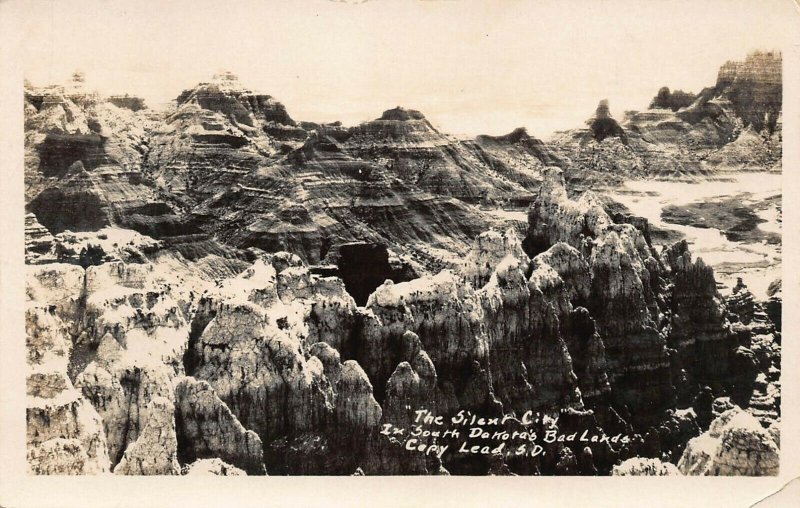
[2,0,800,505]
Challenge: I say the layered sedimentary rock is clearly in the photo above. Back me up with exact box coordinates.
[549,51,782,188]
[383,338,438,429]
[345,107,537,203]
[23,215,779,476]
[723,280,781,423]
[26,307,111,474]
[185,295,334,442]
[25,77,183,238]
[463,127,562,201]
[144,73,304,207]
[23,56,782,476]
[24,155,781,476]
[133,75,557,271]
[678,406,779,476]
[631,50,781,171]
[715,52,782,134]
[190,130,490,267]
[25,213,54,262]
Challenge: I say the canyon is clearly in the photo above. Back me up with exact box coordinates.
[23,52,782,476]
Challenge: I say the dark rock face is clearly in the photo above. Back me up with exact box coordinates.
[525,167,780,432]
[37,133,111,176]
[107,95,147,112]
[589,100,628,143]
[29,183,108,234]
[666,249,734,389]
[27,164,183,238]
[649,87,697,112]
[765,279,782,332]
[561,306,611,405]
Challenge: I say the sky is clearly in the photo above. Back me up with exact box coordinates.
[17,0,800,138]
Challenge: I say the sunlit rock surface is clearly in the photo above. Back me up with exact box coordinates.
[678,406,779,476]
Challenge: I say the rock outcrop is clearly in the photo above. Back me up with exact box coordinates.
[174,377,266,475]
[548,51,782,188]
[345,107,535,203]
[678,406,779,476]
[22,56,782,476]
[183,458,246,476]
[24,219,779,476]
[526,167,670,424]
[764,278,782,332]
[612,457,680,476]
[25,213,55,262]
[26,306,111,474]
[25,78,183,238]
[589,100,627,143]
[113,397,181,475]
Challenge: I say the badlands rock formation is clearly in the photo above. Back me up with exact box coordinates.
[24,165,781,475]
[678,405,779,476]
[23,54,782,476]
[550,51,782,189]
[24,73,183,238]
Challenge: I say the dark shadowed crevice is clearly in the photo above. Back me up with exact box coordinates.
[335,243,395,306]
[183,300,217,376]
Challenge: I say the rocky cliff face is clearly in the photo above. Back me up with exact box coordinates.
[25,72,563,279]
[24,167,781,475]
[26,305,111,474]
[23,60,781,476]
[630,50,781,172]
[526,167,780,437]
[549,52,782,188]
[715,52,782,134]
[24,77,184,238]
[344,107,542,202]
[678,404,779,475]
[187,130,491,267]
